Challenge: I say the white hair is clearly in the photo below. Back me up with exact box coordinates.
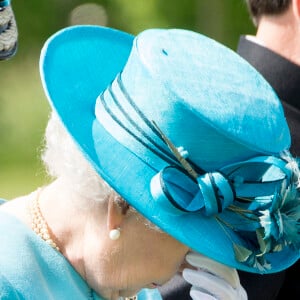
[41,112,162,231]
[41,112,112,201]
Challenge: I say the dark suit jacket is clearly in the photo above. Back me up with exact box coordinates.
[237,35,300,300]
[159,36,300,300]
[237,36,300,155]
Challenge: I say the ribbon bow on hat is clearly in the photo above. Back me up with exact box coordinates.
[150,123,300,271]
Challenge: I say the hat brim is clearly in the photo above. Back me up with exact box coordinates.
[40,25,298,274]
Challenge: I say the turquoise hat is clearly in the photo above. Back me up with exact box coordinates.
[40,25,300,274]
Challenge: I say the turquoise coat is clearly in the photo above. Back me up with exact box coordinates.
[0,200,161,300]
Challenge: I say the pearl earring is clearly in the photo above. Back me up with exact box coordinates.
[109,228,121,240]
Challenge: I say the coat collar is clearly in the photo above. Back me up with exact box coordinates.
[237,35,300,111]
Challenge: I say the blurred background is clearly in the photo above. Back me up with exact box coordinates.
[0,0,255,199]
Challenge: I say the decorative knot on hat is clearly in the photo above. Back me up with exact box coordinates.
[150,121,235,216]
[150,122,300,271]
[151,167,234,217]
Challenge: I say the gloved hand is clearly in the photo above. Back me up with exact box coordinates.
[182,252,247,300]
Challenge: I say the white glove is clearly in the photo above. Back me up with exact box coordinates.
[182,252,247,300]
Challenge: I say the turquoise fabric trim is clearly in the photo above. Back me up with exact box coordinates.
[138,288,162,299]
[0,0,10,8]
[0,211,161,299]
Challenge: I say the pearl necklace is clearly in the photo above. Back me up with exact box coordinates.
[30,188,60,252]
[29,188,138,300]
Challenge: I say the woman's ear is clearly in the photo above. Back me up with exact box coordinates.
[107,194,127,231]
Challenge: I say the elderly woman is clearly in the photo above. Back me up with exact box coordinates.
[0,25,299,300]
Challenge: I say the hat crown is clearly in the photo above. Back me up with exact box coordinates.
[96,28,290,172]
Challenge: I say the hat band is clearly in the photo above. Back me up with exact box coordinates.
[95,73,204,173]
[95,73,293,218]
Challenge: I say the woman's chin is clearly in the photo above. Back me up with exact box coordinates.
[118,289,139,299]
